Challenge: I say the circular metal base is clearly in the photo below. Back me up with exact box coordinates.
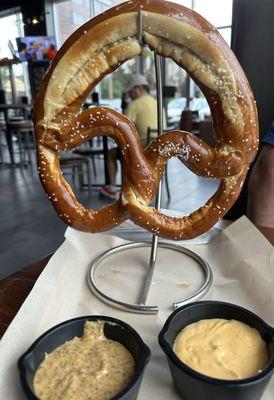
[87,242,213,314]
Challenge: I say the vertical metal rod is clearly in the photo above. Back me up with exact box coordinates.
[137,10,144,75]
[185,0,195,110]
[9,64,17,104]
[138,54,163,306]
[185,75,191,109]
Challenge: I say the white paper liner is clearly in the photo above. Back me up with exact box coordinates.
[0,216,273,399]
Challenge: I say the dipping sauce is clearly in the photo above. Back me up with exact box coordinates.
[173,318,269,380]
[33,321,135,400]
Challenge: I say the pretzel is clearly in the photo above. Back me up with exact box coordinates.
[33,0,258,240]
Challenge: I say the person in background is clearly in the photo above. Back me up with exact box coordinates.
[247,124,274,228]
[100,74,164,199]
[44,44,57,60]
[18,42,31,61]
[30,41,43,61]
[121,91,129,115]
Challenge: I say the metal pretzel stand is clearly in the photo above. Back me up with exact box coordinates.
[87,11,213,314]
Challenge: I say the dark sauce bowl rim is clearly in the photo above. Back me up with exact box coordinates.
[158,300,274,387]
[18,315,151,400]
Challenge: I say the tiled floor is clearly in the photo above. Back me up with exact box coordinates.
[0,151,218,279]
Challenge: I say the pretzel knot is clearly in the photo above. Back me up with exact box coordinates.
[33,0,259,240]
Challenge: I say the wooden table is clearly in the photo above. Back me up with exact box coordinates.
[0,226,273,337]
[0,104,32,110]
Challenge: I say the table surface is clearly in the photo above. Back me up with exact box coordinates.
[0,103,33,109]
[0,226,273,337]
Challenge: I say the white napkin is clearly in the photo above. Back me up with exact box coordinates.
[0,216,273,399]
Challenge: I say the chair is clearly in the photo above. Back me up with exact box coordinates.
[73,137,105,177]
[59,153,92,195]
[197,117,216,148]
[6,119,35,166]
[0,113,7,163]
[0,128,6,164]
[179,110,199,133]
[147,127,171,201]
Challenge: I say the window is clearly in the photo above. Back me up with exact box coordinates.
[52,0,233,122]
[53,0,132,106]
[194,0,233,45]
[53,0,125,47]
[173,0,192,8]
[190,0,233,118]
[0,11,30,103]
[165,1,233,48]
[94,0,111,16]
[70,11,87,25]
[53,0,92,46]
[99,59,136,110]
[72,0,89,5]
[194,0,232,28]
[166,0,233,124]
[218,27,232,46]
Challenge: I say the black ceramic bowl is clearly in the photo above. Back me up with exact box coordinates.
[159,301,274,400]
[18,315,150,400]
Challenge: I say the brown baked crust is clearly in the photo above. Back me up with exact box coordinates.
[33,0,258,239]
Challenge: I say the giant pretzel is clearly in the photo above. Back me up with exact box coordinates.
[33,0,258,240]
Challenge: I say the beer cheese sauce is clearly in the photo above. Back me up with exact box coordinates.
[173,318,269,380]
[33,321,135,400]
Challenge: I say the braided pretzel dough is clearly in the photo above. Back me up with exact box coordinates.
[33,0,258,240]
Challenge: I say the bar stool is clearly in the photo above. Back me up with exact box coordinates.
[0,117,7,164]
[59,153,92,195]
[6,119,34,166]
[73,137,104,177]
